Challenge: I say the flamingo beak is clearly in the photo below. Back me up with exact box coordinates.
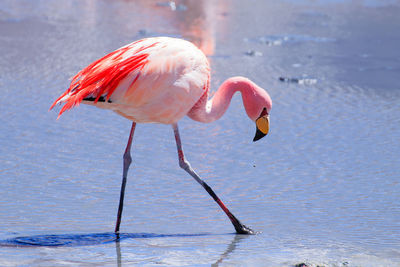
[253,115,269,142]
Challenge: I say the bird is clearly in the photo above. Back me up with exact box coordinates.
[50,36,272,235]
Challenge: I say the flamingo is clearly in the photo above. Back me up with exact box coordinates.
[50,37,272,235]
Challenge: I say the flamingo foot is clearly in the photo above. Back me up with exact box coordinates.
[234,223,255,235]
[228,213,255,234]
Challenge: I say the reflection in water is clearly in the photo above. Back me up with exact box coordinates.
[212,234,248,267]
[116,239,122,267]
[139,0,226,56]
[172,0,218,56]
[114,233,248,266]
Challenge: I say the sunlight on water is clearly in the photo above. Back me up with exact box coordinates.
[0,0,399,266]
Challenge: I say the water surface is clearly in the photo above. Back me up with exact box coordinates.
[0,0,399,266]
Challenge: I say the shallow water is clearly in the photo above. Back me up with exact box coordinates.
[0,0,399,266]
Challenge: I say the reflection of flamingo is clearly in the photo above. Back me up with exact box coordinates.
[50,37,272,234]
[212,234,247,266]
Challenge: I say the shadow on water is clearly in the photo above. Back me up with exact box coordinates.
[0,232,215,247]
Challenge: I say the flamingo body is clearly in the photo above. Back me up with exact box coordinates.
[51,37,210,124]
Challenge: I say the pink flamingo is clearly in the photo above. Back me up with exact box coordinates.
[50,37,271,235]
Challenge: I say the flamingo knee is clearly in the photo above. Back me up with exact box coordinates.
[123,151,132,168]
[178,156,190,171]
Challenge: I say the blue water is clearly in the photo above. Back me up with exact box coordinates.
[1,0,399,266]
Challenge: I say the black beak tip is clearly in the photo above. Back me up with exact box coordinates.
[253,128,266,142]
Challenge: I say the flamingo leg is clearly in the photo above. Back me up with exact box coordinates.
[172,123,254,234]
[115,122,136,233]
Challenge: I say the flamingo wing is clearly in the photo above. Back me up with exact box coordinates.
[51,37,210,124]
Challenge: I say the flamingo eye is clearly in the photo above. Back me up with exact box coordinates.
[259,107,268,117]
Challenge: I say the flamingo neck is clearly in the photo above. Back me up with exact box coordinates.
[187,76,259,123]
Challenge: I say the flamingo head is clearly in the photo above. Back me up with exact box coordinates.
[239,79,271,142]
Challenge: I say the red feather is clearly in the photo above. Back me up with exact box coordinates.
[50,40,159,118]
